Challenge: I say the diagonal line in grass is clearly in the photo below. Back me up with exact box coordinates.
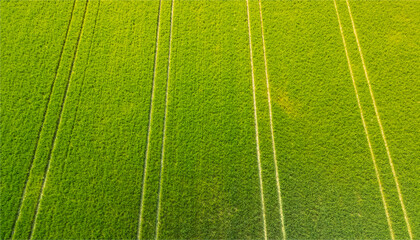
[333,0,395,239]
[9,1,77,239]
[345,1,413,238]
[154,0,175,238]
[257,0,287,238]
[62,0,101,165]
[137,0,163,239]
[28,1,90,238]
[245,0,268,239]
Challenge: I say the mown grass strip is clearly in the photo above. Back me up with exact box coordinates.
[345,1,412,238]
[137,0,163,238]
[333,0,394,239]
[28,1,90,238]
[245,0,267,239]
[155,0,175,238]
[9,1,77,238]
[257,0,286,238]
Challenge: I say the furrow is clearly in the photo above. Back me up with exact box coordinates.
[9,1,77,238]
[333,0,394,239]
[155,0,175,238]
[62,0,101,164]
[137,0,163,238]
[28,1,90,238]
[257,0,286,238]
[245,0,268,239]
[345,1,412,238]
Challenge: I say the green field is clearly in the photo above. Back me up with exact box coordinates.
[1,0,418,239]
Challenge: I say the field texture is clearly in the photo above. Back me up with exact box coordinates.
[1,0,419,239]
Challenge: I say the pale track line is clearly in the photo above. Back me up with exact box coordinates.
[137,0,163,238]
[345,1,412,238]
[155,0,175,238]
[333,1,394,239]
[257,1,286,238]
[9,1,77,239]
[245,0,268,239]
[62,0,101,164]
[29,1,90,239]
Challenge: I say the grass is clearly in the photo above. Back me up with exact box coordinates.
[348,1,420,238]
[1,0,418,239]
[1,1,78,238]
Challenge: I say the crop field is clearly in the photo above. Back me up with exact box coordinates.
[1,0,419,239]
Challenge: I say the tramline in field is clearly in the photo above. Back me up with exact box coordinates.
[1,0,418,239]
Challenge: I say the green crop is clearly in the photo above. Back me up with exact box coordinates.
[1,0,418,239]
